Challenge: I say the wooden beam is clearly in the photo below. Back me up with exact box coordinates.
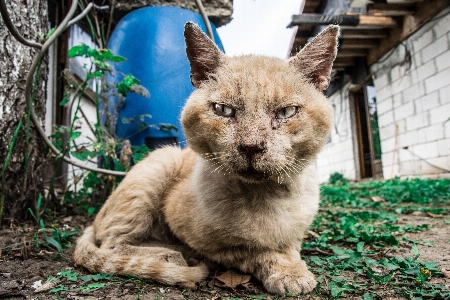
[357,15,397,28]
[341,39,380,49]
[341,29,389,39]
[334,57,355,68]
[368,0,450,65]
[337,49,369,57]
[368,3,416,17]
[288,14,396,28]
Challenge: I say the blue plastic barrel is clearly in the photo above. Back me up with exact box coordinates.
[106,6,224,148]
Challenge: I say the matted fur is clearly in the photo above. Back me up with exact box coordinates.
[73,23,339,295]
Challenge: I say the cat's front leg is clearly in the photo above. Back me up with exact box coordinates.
[248,247,317,295]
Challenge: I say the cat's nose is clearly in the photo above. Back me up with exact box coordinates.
[238,141,266,160]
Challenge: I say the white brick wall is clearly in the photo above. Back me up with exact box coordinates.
[316,9,450,182]
[370,9,450,179]
[316,83,357,182]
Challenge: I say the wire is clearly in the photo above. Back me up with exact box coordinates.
[194,0,214,42]
[0,0,42,49]
[13,0,127,176]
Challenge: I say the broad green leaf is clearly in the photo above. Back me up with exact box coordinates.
[68,44,89,58]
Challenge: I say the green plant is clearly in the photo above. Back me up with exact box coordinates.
[301,178,450,299]
[328,172,349,186]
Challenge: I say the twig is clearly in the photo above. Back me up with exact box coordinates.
[301,248,334,256]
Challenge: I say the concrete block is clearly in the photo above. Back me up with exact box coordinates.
[433,15,450,39]
[435,51,450,72]
[377,98,393,115]
[392,76,412,95]
[374,72,390,89]
[406,113,428,131]
[393,93,403,108]
[379,124,396,140]
[395,101,415,120]
[421,35,449,64]
[412,29,434,52]
[414,91,440,113]
[382,137,396,154]
[425,157,450,173]
[424,67,450,94]
[402,84,421,102]
[411,142,439,159]
[376,85,393,102]
[379,110,394,127]
[416,59,437,82]
[437,138,450,156]
[439,85,450,105]
[446,121,450,139]
[398,147,415,162]
[390,65,401,82]
[428,102,450,124]
[424,123,446,142]
[397,128,425,149]
[399,160,421,176]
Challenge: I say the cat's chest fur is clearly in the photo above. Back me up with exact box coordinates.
[164,155,320,263]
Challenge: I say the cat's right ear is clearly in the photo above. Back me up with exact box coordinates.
[184,22,224,88]
[289,25,339,91]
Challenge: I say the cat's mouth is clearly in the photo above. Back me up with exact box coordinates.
[237,167,271,182]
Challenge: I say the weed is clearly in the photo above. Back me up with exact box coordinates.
[301,178,450,299]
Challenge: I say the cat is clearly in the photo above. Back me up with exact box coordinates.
[73,22,338,295]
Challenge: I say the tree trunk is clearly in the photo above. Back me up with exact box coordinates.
[0,0,48,225]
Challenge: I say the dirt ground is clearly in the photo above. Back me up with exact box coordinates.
[1,214,449,299]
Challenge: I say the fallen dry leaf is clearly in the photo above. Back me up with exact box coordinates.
[371,196,386,203]
[426,212,443,218]
[214,269,251,289]
[373,221,387,226]
[411,211,425,216]
[441,268,450,279]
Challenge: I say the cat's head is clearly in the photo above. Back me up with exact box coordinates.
[181,23,338,183]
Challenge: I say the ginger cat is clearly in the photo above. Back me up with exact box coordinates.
[73,22,338,295]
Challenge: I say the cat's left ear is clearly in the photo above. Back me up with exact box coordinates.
[184,22,224,88]
[289,25,339,91]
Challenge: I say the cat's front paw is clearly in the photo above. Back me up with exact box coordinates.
[263,270,317,295]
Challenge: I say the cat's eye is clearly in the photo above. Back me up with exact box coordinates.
[213,103,235,117]
[276,106,298,119]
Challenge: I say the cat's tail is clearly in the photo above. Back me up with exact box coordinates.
[73,226,209,285]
